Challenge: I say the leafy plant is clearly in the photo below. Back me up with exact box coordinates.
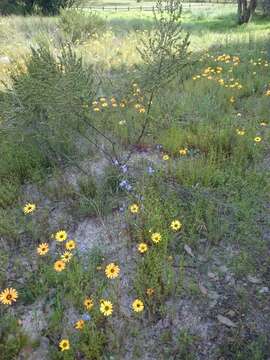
[137,0,190,91]
[0,0,78,15]
[1,43,94,171]
[59,9,106,44]
[0,314,29,360]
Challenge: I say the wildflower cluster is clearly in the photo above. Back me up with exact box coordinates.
[36,229,77,273]
[130,203,182,251]
[91,97,127,112]
[250,58,269,68]
[132,83,146,113]
[192,64,243,90]
[193,51,270,106]
[162,146,190,160]
[90,83,146,114]
[52,231,76,271]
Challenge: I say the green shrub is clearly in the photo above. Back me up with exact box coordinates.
[0,0,78,15]
[0,129,51,184]
[0,315,29,360]
[0,43,95,179]
[0,0,24,15]
[0,181,20,209]
[79,324,106,360]
[37,0,78,15]
[59,9,106,44]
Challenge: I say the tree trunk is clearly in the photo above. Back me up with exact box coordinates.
[237,0,257,24]
[261,0,270,15]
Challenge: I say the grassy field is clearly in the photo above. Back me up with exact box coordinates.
[0,2,270,359]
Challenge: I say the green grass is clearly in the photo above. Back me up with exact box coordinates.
[0,3,270,359]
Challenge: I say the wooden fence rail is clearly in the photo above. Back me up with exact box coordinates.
[83,0,236,11]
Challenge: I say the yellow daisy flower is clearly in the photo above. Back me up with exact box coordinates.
[162,154,170,161]
[179,148,188,156]
[132,299,144,312]
[66,240,76,251]
[170,220,182,231]
[100,300,113,316]
[254,136,262,142]
[146,288,155,297]
[0,288,18,305]
[137,243,148,253]
[74,319,84,330]
[151,232,161,244]
[23,203,36,214]
[55,230,67,242]
[54,260,66,272]
[236,129,245,136]
[129,204,139,214]
[84,297,94,310]
[105,263,120,279]
[59,339,70,352]
[61,252,73,263]
[37,243,49,256]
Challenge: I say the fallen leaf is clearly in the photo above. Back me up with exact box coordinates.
[217,315,237,328]
[184,244,194,257]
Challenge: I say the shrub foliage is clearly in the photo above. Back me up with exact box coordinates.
[59,9,106,44]
[1,44,94,173]
[0,0,78,15]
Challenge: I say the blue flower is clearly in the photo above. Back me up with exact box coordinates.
[119,179,132,192]
[125,184,132,191]
[82,313,91,321]
[119,179,128,188]
[147,166,155,174]
[120,164,128,173]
